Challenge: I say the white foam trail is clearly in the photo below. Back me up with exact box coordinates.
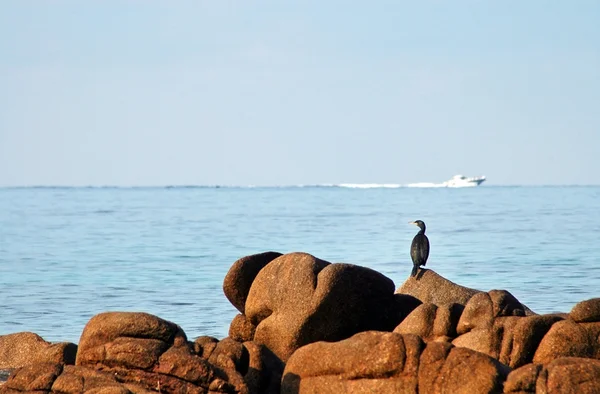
[406,182,447,188]
[337,183,403,189]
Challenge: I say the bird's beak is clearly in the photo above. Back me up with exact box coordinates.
[409,221,416,225]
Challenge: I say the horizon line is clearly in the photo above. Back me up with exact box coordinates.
[1,183,599,189]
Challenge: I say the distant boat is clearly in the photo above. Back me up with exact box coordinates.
[442,174,486,188]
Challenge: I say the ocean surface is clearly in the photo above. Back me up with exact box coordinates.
[1,185,599,344]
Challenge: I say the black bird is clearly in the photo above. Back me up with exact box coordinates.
[409,220,430,277]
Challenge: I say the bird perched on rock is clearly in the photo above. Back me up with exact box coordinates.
[409,220,429,277]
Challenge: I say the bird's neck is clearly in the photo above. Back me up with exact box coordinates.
[418,228,425,235]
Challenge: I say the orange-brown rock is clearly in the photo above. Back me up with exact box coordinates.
[419,342,510,394]
[456,290,530,335]
[569,298,600,323]
[453,313,563,369]
[281,330,509,394]
[208,338,249,374]
[194,336,219,359]
[73,312,247,393]
[0,332,76,369]
[0,362,209,394]
[245,253,405,361]
[242,342,283,394]
[505,357,600,393]
[223,252,282,314]
[505,314,564,368]
[397,269,481,306]
[0,362,63,393]
[533,318,600,364]
[229,314,256,342]
[76,312,186,368]
[394,303,463,342]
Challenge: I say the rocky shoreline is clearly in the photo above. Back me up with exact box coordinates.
[2,251,600,393]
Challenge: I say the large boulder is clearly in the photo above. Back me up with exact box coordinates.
[281,331,510,394]
[533,319,600,364]
[73,311,248,393]
[223,252,282,314]
[531,299,600,364]
[245,253,409,361]
[505,357,600,393]
[397,269,481,306]
[76,312,187,369]
[0,332,76,369]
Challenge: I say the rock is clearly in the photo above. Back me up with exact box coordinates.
[506,314,564,368]
[0,362,211,394]
[453,316,521,361]
[194,336,219,359]
[0,332,77,369]
[394,303,463,342]
[397,269,481,307]
[570,298,600,323]
[505,357,600,393]
[242,342,283,394]
[282,331,424,393]
[245,252,402,361]
[281,330,509,394]
[76,311,186,368]
[208,338,249,374]
[503,363,542,393]
[456,290,529,335]
[73,312,247,393]
[155,346,214,386]
[452,313,563,369]
[223,252,282,314]
[419,342,510,394]
[229,314,256,342]
[0,362,62,392]
[533,319,600,364]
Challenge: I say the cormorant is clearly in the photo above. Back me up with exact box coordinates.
[409,220,429,277]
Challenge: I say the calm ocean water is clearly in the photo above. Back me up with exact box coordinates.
[1,185,599,343]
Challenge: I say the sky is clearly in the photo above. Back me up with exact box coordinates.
[1,1,599,186]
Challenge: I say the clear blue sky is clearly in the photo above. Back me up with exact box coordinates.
[1,1,599,186]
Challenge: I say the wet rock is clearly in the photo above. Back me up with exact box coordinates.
[397,269,481,307]
[245,252,402,361]
[228,314,256,343]
[281,330,509,394]
[0,332,76,369]
[223,252,282,314]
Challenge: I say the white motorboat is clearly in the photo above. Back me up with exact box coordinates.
[442,175,486,187]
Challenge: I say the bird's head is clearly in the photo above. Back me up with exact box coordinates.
[409,220,426,231]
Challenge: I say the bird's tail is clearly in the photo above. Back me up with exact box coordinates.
[411,264,419,277]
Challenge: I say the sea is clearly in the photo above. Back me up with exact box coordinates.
[1,185,599,344]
